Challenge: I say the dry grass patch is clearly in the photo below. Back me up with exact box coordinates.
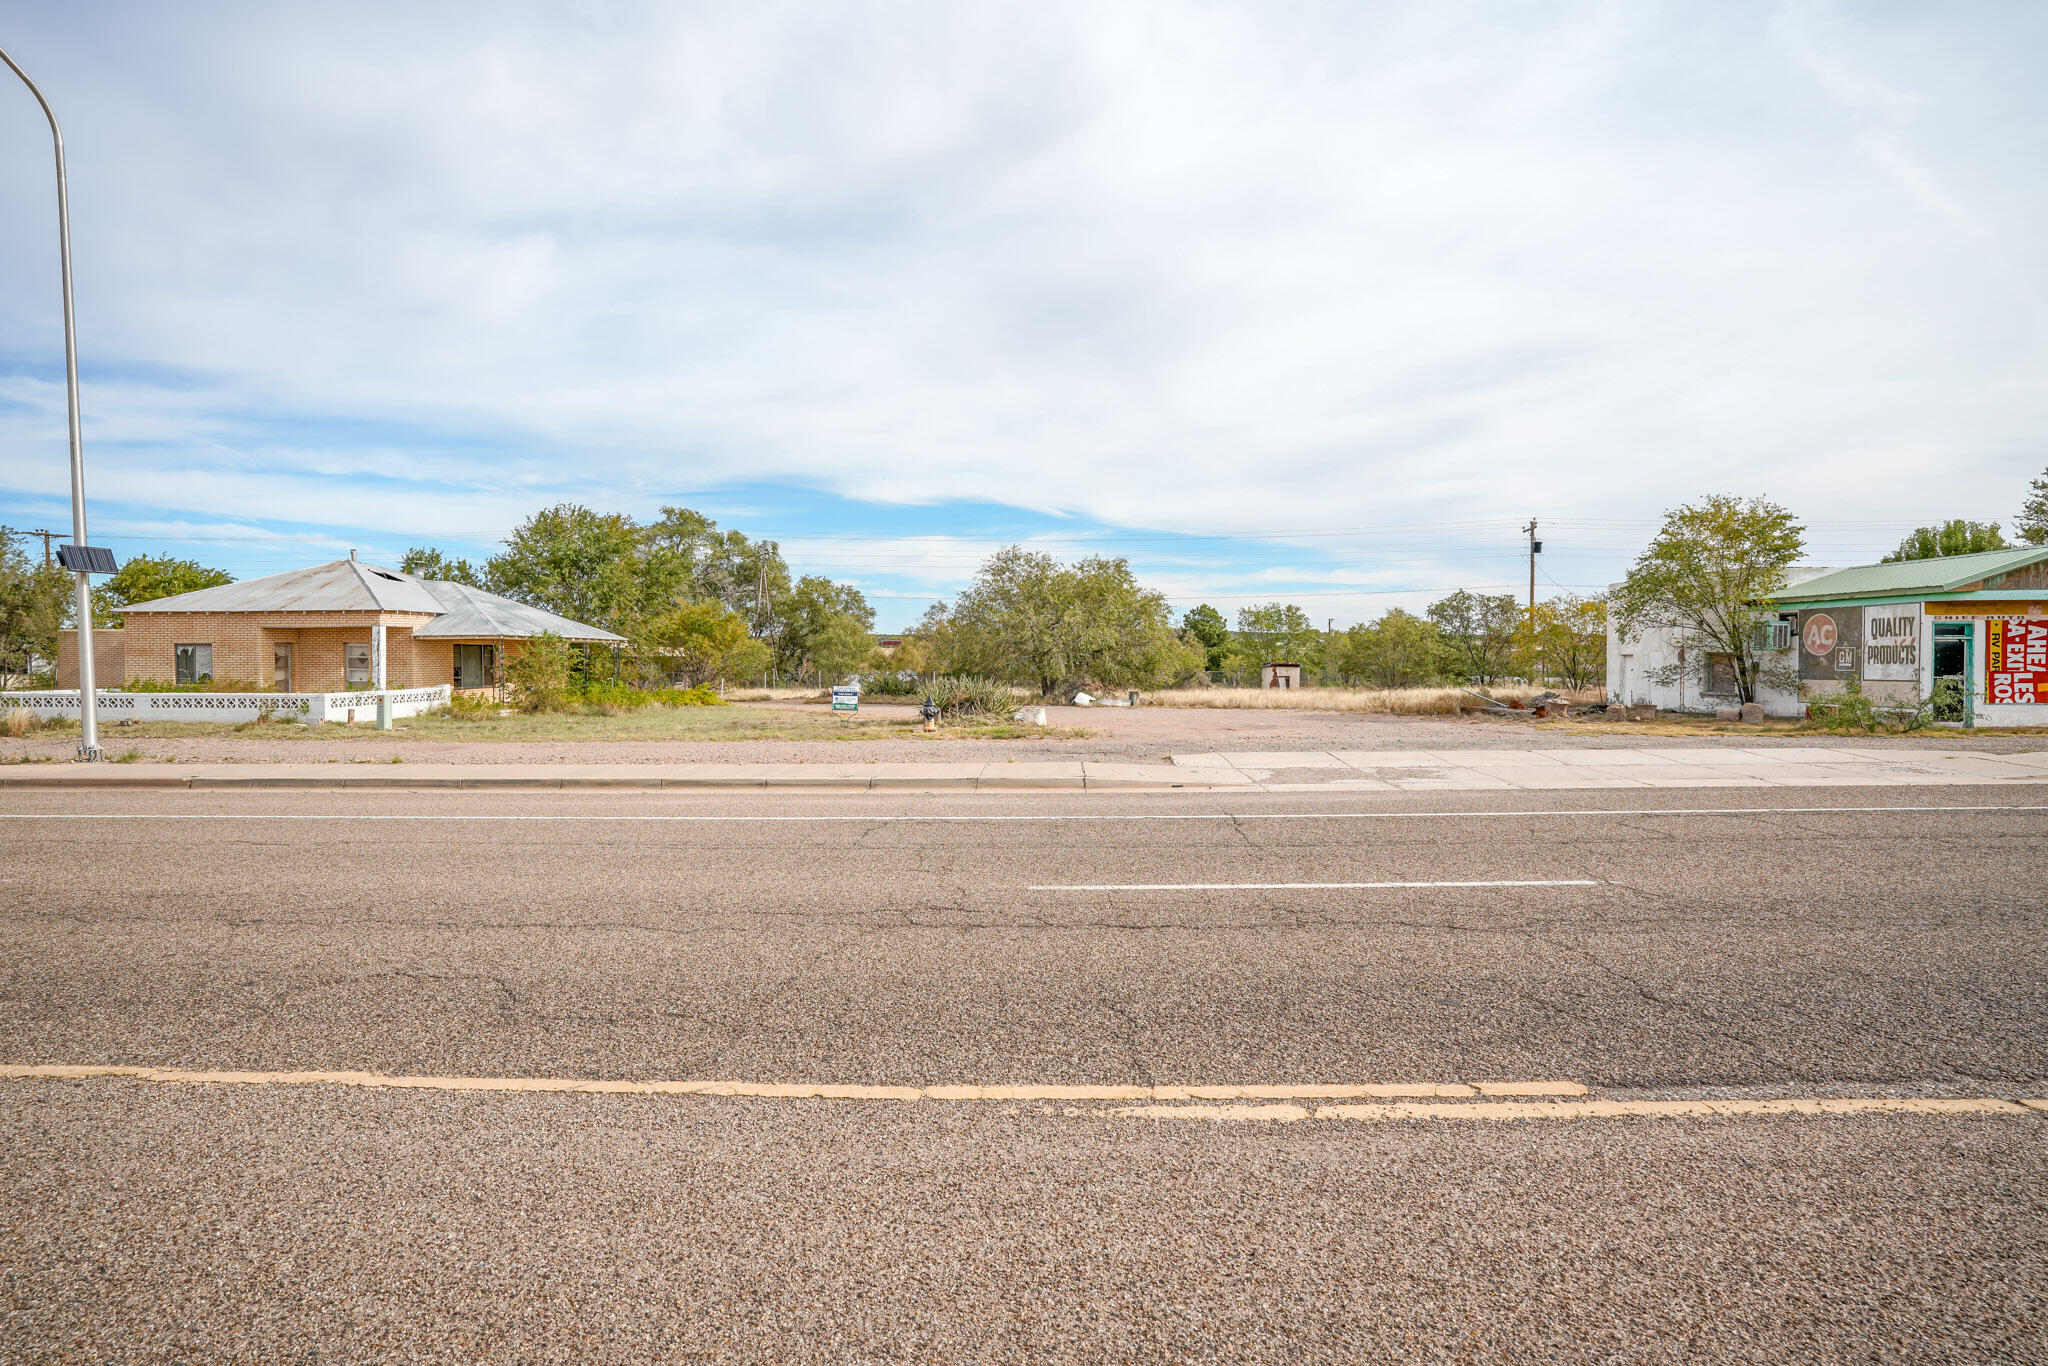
[1145,685,1554,715]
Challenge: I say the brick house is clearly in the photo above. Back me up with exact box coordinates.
[62,556,623,692]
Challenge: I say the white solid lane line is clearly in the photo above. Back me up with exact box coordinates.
[1029,879,1600,891]
[1,804,2043,824]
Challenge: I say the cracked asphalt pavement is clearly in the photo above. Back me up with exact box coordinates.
[2,786,2043,1362]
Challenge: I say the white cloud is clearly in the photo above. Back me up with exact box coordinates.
[2,0,2043,556]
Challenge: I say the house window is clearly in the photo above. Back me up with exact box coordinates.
[175,643,214,685]
[344,642,372,686]
[453,644,497,689]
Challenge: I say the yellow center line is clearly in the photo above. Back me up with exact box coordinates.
[1113,1098,2044,1122]
[0,1065,1582,1102]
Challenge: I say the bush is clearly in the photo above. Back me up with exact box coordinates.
[4,708,43,738]
[861,670,921,697]
[578,682,726,711]
[922,675,1015,719]
[442,692,499,720]
[121,677,271,693]
[1804,677,1932,733]
[504,632,574,713]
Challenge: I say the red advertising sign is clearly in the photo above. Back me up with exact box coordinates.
[1802,613,1837,656]
[1986,618,2048,705]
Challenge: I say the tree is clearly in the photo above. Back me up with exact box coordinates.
[1233,603,1322,672]
[1425,589,1523,683]
[808,613,875,686]
[1518,594,1608,691]
[1610,494,1805,705]
[1881,520,2007,562]
[634,601,769,687]
[1181,604,1230,670]
[771,575,874,679]
[1334,609,1440,688]
[485,504,645,633]
[2017,468,2048,546]
[921,546,1200,697]
[399,547,485,586]
[91,554,233,625]
[1,528,71,686]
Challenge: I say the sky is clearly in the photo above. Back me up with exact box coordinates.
[2,1,2044,630]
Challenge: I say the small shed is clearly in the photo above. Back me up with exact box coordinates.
[1260,662,1304,690]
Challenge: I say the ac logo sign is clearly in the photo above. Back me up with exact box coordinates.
[1802,614,1837,656]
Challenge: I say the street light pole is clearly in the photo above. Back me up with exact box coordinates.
[2,44,101,758]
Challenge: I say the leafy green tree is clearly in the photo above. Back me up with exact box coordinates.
[634,600,769,687]
[485,504,645,633]
[399,547,485,586]
[90,553,233,625]
[1517,594,1608,691]
[1181,604,1230,670]
[771,574,875,678]
[1233,603,1322,671]
[808,613,875,686]
[921,546,1199,697]
[1611,494,1805,705]
[2015,468,2048,546]
[1881,520,2008,562]
[1425,589,1523,683]
[1,528,72,685]
[1334,609,1440,688]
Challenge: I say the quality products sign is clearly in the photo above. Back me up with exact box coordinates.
[1986,618,2048,705]
[1861,607,1920,682]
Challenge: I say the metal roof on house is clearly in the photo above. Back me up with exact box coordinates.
[1770,546,2048,603]
[411,581,624,643]
[118,558,623,642]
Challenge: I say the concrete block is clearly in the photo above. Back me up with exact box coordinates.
[1628,704,1656,719]
[1012,706,1047,725]
[1604,703,1629,719]
[1715,707,1741,721]
[1739,703,1766,724]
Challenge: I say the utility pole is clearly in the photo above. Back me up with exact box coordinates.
[29,529,59,567]
[3,45,104,759]
[1524,519,1542,686]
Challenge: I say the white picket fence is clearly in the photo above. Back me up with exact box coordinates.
[1,686,451,726]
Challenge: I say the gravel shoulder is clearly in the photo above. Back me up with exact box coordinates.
[6,701,2044,765]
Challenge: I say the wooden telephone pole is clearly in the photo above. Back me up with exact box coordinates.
[28,529,59,567]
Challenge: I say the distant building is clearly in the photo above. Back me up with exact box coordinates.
[1608,547,2048,725]
[60,557,621,693]
[1260,662,1304,690]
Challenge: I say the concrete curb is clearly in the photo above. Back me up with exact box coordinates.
[0,765,1248,793]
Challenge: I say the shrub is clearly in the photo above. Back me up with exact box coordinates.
[922,675,1015,719]
[444,692,499,719]
[4,708,41,738]
[1804,677,1933,734]
[504,632,574,713]
[577,682,726,710]
[862,671,921,697]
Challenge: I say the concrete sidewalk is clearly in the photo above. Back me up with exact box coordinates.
[1171,746,2048,791]
[3,745,2047,792]
[0,760,1247,792]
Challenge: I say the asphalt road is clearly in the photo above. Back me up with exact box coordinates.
[2,786,2044,1362]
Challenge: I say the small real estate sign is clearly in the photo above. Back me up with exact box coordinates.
[1861,607,1921,683]
[1797,609,1862,682]
[831,684,860,712]
[1986,618,2048,705]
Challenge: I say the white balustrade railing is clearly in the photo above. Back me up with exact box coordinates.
[1,685,452,726]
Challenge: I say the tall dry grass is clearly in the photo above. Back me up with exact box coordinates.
[1143,685,1553,715]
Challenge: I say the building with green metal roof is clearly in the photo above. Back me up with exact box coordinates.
[1609,545,2048,727]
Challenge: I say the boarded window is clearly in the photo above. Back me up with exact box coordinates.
[1704,652,1742,696]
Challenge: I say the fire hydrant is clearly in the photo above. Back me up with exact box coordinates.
[920,696,939,733]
